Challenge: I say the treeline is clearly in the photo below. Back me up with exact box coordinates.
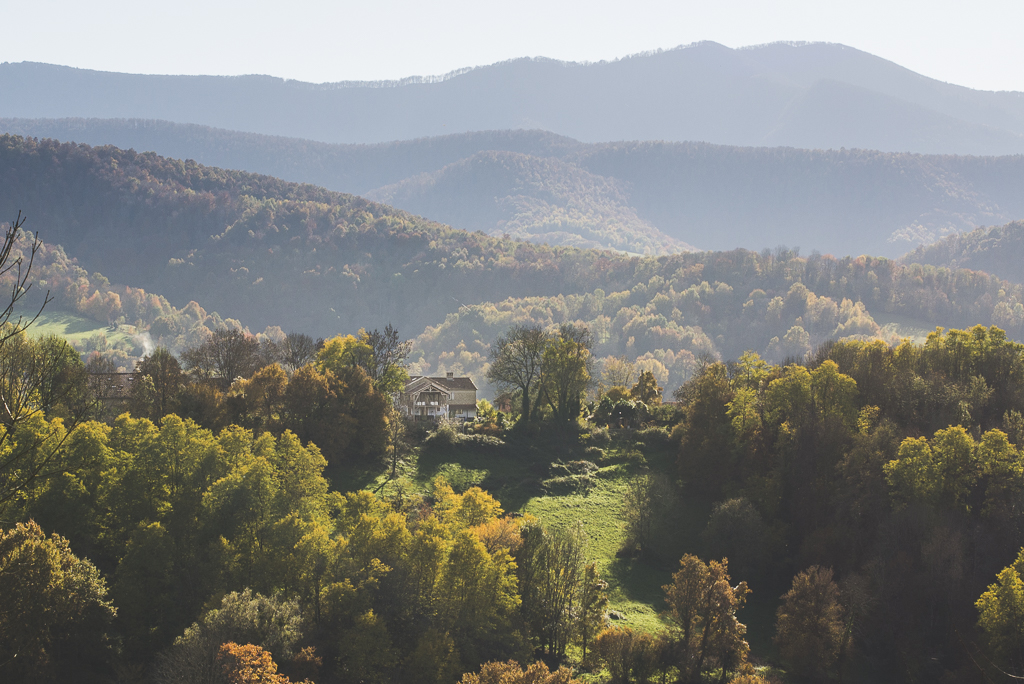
[414,248,1024,397]
[0,134,641,336]
[903,219,1024,285]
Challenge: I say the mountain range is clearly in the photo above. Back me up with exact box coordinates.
[4,42,1024,155]
[4,118,1024,257]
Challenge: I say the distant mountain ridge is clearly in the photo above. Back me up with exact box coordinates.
[5,117,1024,257]
[4,42,1024,154]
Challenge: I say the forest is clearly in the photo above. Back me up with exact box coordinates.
[5,132,1024,683]
[903,220,1024,285]
[6,133,1024,401]
[7,240,1024,683]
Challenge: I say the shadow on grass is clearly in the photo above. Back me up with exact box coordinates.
[605,556,672,612]
[324,459,390,494]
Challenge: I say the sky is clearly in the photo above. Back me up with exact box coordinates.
[2,0,1023,92]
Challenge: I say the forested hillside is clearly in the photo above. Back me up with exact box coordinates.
[6,119,1024,256]
[6,133,1024,398]
[902,220,1024,284]
[4,41,1024,153]
[364,150,691,254]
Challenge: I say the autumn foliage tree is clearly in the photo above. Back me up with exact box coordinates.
[662,554,750,682]
[774,566,848,681]
[459,659,581,684]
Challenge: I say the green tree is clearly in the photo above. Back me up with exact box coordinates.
[0,520,116,682]
[578,562,609,664]
[630,369,663,405]
[539,323,593,424]
[977,548,1024,676]
[364,323,412,395]
[517,521,588,657]
[487,325,548,425]
[135,347,185,420]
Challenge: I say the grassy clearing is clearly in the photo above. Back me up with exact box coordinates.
[334,428,712,637]
[326,425,785,659]
[23,308,136,349]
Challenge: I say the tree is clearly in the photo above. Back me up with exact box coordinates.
[135,347,185,420]
[154,589,304,684]
[630,370,663,405]
[517,521,588,657]
[622,473,670,557]
[595,628,667,684]
[460,659,581,684]
[231,364,289,435]
[702,498,770,579]
[0,520,116,682]
[278,333,319,373]
[540,323,593,424]
[315,334,373,376]
[663,554,750,682]
[578,562,609,664]
[487,325,548,425]
[218,642,299,684]
[182,330,263,387]
[774,566,847,681]
[976,548,1024,676]
[0,338,93,514]
[603,356,637,390]
[364,324,412,395]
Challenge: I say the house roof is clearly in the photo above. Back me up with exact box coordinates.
[407,375,478,391]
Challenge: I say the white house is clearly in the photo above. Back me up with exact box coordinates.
[399,372,478,422]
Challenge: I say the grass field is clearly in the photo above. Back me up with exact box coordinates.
[21,308,137,349]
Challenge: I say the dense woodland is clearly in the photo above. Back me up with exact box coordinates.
[5,132,1024,683]
[6,134,1024,400]
[903,220,1024,285]
[9,302,1024,682]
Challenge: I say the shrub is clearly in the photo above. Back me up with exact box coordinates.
[636,426,671,448]
[423,420,460,448]
[584,426,611,445]
[543,461,599,495]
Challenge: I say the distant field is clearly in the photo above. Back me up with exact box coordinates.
[22,308,136,349]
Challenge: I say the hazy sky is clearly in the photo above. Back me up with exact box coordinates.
[3,0,1022,92]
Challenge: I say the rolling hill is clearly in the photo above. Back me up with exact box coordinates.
[5,118,1024,257]
[902,220,1024,284]
[5,133,1024,398]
